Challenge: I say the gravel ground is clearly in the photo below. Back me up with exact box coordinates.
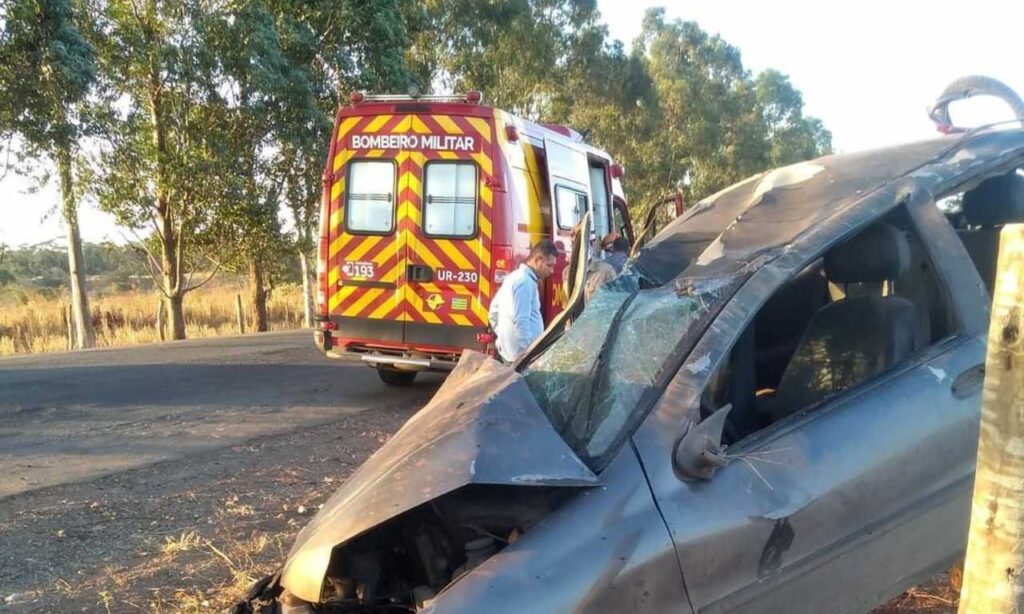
[0,393,431,613]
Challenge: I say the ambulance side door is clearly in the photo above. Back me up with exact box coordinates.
[542,138,592,322]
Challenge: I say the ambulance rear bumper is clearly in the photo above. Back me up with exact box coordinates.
[325,350,458,372]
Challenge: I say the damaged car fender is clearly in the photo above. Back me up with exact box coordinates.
[425,443,691,613]
[280,352,600,603]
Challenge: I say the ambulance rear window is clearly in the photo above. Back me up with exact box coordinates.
[423,162,477,238]
[346,160,395,234]
[555,185,588,230]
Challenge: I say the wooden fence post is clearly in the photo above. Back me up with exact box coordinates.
[156,299,166,342]
[235,293,245,335]
[960,223,1024,612]
[63,303,73,350]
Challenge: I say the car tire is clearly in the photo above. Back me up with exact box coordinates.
[377,368,417,386]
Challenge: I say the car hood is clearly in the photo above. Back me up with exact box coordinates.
[280,351,599,602]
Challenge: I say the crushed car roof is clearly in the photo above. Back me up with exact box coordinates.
[635,129,1024,286]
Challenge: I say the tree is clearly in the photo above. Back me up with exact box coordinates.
[0,243,11,287]
[755,69,832,167]
[96,0,227,339]
[407,0,595,115]
[254,0,412,328]
[557,8,832,214]
[0,0,98,348]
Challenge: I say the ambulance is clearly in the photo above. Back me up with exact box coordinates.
[313,91,635,385]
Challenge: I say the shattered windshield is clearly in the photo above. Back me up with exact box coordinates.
[523,272,734,468]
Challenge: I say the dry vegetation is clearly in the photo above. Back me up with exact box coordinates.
[0,280,306,356]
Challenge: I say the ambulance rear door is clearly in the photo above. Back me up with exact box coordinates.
[542,137,592,322]
[330,124,406,343]
[402,115,494,349]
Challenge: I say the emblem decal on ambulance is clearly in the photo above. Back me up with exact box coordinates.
[426,293,445,311]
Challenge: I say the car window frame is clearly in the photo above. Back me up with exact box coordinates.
[669,193,975,454]
[421,159,480,240]
[344,158,398,236]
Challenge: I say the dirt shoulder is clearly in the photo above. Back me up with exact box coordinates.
[0,393,430,613]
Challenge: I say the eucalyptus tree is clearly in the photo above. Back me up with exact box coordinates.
[0,0,98,347]
[96,0,231,339]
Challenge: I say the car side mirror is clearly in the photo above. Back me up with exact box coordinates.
[673,404,732,481]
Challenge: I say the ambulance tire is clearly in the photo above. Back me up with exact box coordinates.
[377,368,417,386]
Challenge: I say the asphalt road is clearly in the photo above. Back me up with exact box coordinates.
[0,330,442,499]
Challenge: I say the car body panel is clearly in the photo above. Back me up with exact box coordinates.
[281,351,598,602]
[630,129,1024,612]
[426,443,691,613]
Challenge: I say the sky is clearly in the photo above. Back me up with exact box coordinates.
[2,0,1023,247]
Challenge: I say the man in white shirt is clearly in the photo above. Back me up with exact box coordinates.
[488,240,559,362]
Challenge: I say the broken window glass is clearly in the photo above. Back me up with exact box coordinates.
[524,273,736,467]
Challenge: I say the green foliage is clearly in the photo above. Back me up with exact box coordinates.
[0,0,97,155]
[403,4,831,217]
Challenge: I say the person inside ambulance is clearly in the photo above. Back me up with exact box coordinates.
[488,240,559,362]
[602,233,630,274]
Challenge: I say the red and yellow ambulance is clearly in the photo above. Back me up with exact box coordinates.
[313,91,634,385]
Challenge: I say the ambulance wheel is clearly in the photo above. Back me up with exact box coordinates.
[377,368,417,386]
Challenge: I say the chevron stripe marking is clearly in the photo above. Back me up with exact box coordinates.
[345,235,383,262]
[335,116,361,143]
[333,149,354,172]
[328,285,357,312]
[364,115,393,133]
[435,239,473,270]
[433,115,463,134]
[466,117,492,142]
[330,177,346,201]
[471,152,493,175]
[329,233,352,258]
[343,288,383,317]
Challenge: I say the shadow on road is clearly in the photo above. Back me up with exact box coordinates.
[0,363,442,410]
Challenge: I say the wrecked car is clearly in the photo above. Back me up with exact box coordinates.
[238,81,1024,613]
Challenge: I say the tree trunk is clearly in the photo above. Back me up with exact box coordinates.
[299,249,315,328]
[63,303,73,350]
[164,294,185,341]
[959,224,1024,613]
[56,145,96,349]
[249,259,268,333]
[148,59,186,341]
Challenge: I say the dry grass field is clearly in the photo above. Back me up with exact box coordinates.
[0,281,306,356]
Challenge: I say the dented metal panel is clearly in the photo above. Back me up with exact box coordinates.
[631,128,1024,613]
[281,351,597,602]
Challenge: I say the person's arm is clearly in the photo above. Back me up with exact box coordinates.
[488,287,501,330]
[511,279,539,357]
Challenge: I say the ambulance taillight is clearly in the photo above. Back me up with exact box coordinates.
[316,235,328,317]
[317,172,331,319]
[492,245,514,284]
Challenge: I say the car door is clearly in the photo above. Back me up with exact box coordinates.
[632,198,989,613]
